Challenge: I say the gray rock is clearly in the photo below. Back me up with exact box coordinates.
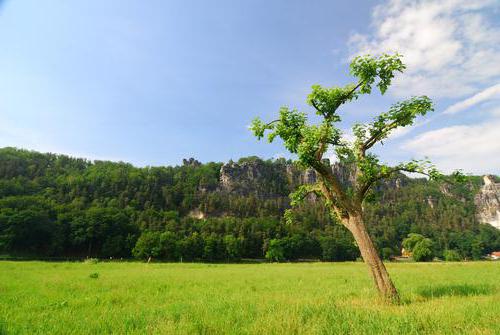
[475,175,500,229]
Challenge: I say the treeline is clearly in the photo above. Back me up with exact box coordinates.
[0,147,499,261]
[0,194,357,261]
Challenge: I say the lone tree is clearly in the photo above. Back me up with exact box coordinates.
[250,54,462,303]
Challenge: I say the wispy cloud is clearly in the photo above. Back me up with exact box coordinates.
[349,0,500,98]
[444,83,500,114]
[402,109,500,174]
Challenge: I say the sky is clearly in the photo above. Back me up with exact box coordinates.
[0,0,499,174]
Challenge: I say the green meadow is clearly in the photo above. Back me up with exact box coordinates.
[0,261,499,334]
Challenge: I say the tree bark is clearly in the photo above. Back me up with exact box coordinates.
[346,214,400,303]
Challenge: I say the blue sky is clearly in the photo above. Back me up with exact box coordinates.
[0,0,499,174]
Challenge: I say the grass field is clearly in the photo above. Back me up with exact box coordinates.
[0,261,499,334]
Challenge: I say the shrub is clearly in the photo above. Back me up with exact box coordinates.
[265,239,285,262]
[84,258,99,264]
[320,236,359,261]
[443,249,462,262]
[381,247,395,260]
[413,239,434,262]
[402,233,435,262]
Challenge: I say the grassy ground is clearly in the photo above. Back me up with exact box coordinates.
[0,261,499,334]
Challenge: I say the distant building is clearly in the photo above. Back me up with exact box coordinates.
[489,251,500,260]
[401,248,412,258]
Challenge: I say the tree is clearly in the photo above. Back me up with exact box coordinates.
[203,233,221,261]
[132,231,162,259]
[412,238,434,262]
[265,239,285,262]
[224,235,243,261]
[402,233,434,262]
[160,231,178,260]
[319,235,359,261]
[250,53,463,302]
[402,233,427,252]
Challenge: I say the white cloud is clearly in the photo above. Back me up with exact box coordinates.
[349,0,500,98]
[402,116,500,174]
[443,83,500,114]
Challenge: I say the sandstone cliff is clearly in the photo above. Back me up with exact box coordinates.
[218,158,344,196]
[218,158,405,196]
[475,175,500,229]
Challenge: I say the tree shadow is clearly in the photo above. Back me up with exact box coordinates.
[417,284,494,299]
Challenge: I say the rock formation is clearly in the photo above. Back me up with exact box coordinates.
[182,158,201,167]
[475,175,500,229]
[218,158,290,196]
[218,158,396,196]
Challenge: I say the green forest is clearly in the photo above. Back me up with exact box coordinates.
[0,147,498,262]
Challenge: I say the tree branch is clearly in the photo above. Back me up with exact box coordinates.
[311,160,355,213]
[319,182,349,221]
[266,119,280,127]
[311,100,321,113]
[289,183,322,206]
[315,141,326,161]
[362,120,399,152]
[345,81,363,99]
[311,81,364,118]
[357,166,440,201]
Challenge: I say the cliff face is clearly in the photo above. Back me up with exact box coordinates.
[218,159,345,196]
[218,159,291,196]
[218,158,399,196]
[475,175,500,229]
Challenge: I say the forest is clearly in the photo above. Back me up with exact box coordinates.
[0,147,499,262]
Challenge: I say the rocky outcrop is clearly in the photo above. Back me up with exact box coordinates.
[218,158,290,196]
[182,158,201,167]
[219,158,380,196]
[475,175,500,229]
[286,165,321,185]
[331,162,356,187]
[218,159,339,196]
[219,159,265,194]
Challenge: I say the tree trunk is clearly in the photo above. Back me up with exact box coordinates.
[347,215,400,303]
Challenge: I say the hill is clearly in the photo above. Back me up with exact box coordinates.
[0,147,498,261]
